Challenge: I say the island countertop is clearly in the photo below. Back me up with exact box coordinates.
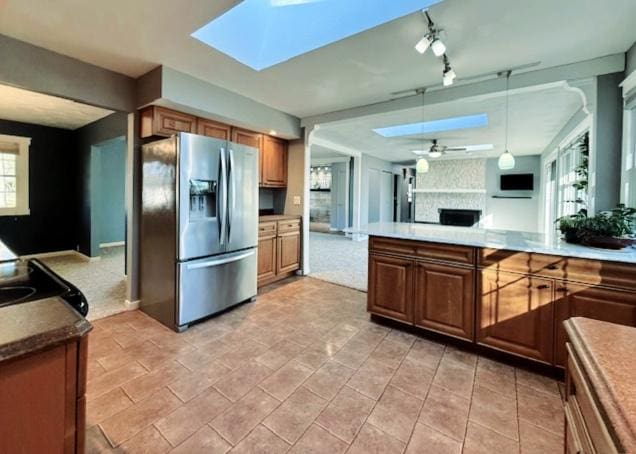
[350,222,636,264]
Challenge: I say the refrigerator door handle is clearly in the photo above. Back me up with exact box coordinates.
[219,148,228,246]
[228,148,236,243]
[185,250,255,270]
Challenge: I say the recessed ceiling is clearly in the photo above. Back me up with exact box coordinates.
[313,83,583,163]
[0,0,634,118]
[0,84,114,129]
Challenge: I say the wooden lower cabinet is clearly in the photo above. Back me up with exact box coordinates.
[257,235,277,285]
[258,218,301,287]
[554,283,636,366]
[414,261,474,340]
[368,253,414,323]
[277,232,300,275]
[477,270,555,363]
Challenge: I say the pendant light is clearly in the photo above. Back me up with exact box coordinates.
[498,71,516,170]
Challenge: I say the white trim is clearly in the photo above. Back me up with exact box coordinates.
[125,299,140,310]
[620,70,636,97]
[0,134,30,217]
[100,241,125,248]
[413,189,487,194]
[311,157,350,165]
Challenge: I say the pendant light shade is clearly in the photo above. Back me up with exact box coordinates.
[416,157,430,174]
[498,150,516,170]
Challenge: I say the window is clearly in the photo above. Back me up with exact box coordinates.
[557,131,589,219]
[0,134,30,216]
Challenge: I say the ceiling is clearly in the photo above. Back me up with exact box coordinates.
[0,84,114,129]
[311,145,350,160]
[313,82,582,163]
[0,0,634,118]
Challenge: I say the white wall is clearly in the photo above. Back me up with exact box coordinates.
[484,156,542,232]
[360,154,394,225]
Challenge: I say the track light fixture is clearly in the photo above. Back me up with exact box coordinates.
[414,11,445,57]
[442,55,456,87]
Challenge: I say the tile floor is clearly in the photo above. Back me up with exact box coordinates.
[85,277,565,453]
[41,246,127,321]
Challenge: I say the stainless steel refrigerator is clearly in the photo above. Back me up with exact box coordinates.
[140,133,259,331]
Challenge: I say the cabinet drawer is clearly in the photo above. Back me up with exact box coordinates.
[567,344,618,453]
[259,221,277,238]
[278,219,300,234]
[369,237,474,265]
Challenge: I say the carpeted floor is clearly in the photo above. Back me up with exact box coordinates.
[309,232,368,291]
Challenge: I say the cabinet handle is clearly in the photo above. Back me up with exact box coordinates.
[556,287,568,293]
[546,265,559,270]
[536,284,551,290]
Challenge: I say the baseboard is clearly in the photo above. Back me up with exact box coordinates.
[74,251,101,262]
[20,249,77,260]
[100,241,125,248]
[125,299,140,310]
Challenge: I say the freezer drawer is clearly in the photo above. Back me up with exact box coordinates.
[177,248,257,327]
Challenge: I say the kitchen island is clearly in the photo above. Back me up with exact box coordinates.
[358,222,636,368]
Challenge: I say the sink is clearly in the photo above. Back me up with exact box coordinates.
[0,286,37,307]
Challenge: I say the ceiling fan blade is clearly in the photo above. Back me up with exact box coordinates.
[445,147,468,152]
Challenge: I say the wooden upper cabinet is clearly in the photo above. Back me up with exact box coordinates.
[477,269,555,364]
[414,261,474,340]
[231,128,263,150]
[197,118,231,140]
[368,253,414,323]
[140,106,197,138]
[554,283,636,367]
[262,136,288,188]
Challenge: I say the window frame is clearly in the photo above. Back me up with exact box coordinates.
[0,134,30,217]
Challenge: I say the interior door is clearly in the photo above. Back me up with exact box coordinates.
[178,133,225,260]
[380,170,393,222]
[226,143,259,252]
[331,162,347,230]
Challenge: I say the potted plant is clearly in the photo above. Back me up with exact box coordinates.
[558,205,636,249]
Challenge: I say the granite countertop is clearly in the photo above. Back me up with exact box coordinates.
[0,240,18,264]
[259,214,301,222]
[565,318,636,453]
[348,222,636,264]
[0,297,92,363]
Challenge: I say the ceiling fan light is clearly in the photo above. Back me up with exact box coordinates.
[416,157,430,173]
[498,150,516,170]
[428,150,443,158]
[431,38,446,57]
[415,36,431,54]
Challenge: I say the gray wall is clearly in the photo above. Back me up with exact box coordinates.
[95,137,126,245]
[360,154,393,225]
[627,41,636,76]
[75,112,128,256]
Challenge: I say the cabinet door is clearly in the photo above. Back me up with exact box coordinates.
[258,235,277,286]
[414,261,474,340]
[262,136,288,187]
[197,119,231,140]
[477,270,554,363]
[368,253,414,323]
[140,106,197,138]
[231,128,264,184]
[554,283,636,366]
[277,232,300,275]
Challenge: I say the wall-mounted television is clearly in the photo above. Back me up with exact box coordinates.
[500,173,534,191]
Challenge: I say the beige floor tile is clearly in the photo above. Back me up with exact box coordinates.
[293,347,331,370]
[367,385,423,442]
[88,336,125,362]
[86,361,147,400]
[176,343,235,371]
[85,425,113,453]
[418,385,470,442]
[87,358,107,381]
[115,426,171,454]
[383,330,416,348]
[315,386,375,443]
[517,385,564,436]
[213,360,274,402]
[100,388,182,447]
[349,423,406,454]
[97,340,163,372]
[463,422,519,454]
[332,339,375,369]
[389,356,435,400]
[256,340,305,370]
[210,388,280,445]
[259,360,314,401]
[122,360,189,402]
[155,388,231,446]
[475,357,517,398]
[287,424,348,454]
[432,357,475,399]
[231,425,291,454]
[347,358,395,400]
[469,385,519,440]
[406,423,463,454]
[516,368,561,397]
[405,338,445,372]
[263,387,328,443]
[519,420,563,454]
[443,346,479,368]
[169,426,231,454]
[168,363,231,402]
[369,338,410,370]
[303,360,356,400]
[87,387,134,427]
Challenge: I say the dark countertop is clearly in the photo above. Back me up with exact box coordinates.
[0,240,18,264]
[259,214,301,222]
[565,318,636,453]
[0,296,92,363]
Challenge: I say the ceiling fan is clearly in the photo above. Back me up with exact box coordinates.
[411,139,468,158]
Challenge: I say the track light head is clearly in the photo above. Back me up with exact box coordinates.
[415,36,432,54]
[431,38,446,57]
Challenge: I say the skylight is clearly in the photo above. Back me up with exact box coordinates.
[373,113,489,138]
[192,0,443,71]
